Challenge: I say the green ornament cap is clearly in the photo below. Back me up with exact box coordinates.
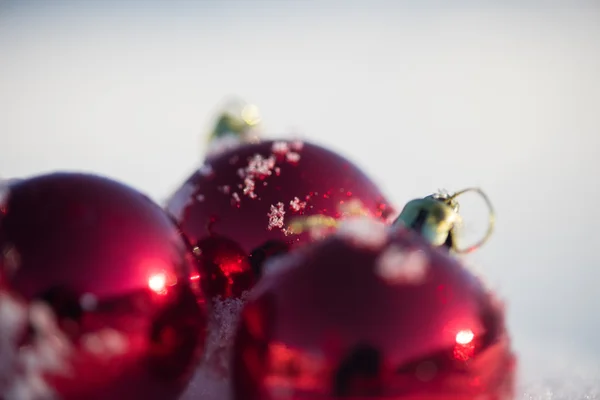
[393,188,495,254]
[207,98,262,144]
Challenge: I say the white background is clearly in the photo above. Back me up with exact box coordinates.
[1,0,599,390]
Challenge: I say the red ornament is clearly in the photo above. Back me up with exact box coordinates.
[166,140,394,300]
[0,173,207,400]
[231,219,516,400]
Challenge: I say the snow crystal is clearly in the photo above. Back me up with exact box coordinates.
[290,140,304,151]
[271,141,290,155]
[231,192,241,208]
[240,154,277,199]
[271,141,303,162]
[376,245,429,285]
[247,154,276,178]
[336,217,388,250]
[285,151,300,164]
[243,177,257,199]
[218,185,231,195]
[205,133,244,159]
[196,194,205,202]
[289,197,307,212]
[268,202,286,231]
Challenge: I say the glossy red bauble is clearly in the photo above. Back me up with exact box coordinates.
[0,173,207,400]
[166,140,394,300]
[232,220,516,399]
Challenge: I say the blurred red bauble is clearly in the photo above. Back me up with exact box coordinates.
[231,219,516,400]
[166,140,394,300]
[0,173,207,400]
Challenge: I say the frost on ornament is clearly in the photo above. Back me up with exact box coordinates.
[271,141,290,156]
[290,140,304,151]
[267,202,286,231]
[376,245,429,285]
[289,197,307,213]
[241,154,276,199]
[285,151,300,164]
[0,294,72,400]
[335,216,388,250]
[231,192,241,208]
[271,140,303,159]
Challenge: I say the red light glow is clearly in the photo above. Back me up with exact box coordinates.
[455,329,474,345]
[149,272,167,294]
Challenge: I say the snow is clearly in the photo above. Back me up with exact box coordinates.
[271,141,290,156]
[0,295,71,400]
[177,295,600,400]
[267,202,286,231]
[180,294,250,400]
[335,216,388,250]
[285,151,300,164]
[289,196,307,212]
[376,245,429,285]
[240,154,276,199]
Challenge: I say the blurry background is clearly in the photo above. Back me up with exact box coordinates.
[1,0,599,388]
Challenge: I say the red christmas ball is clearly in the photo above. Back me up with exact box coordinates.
[231,219,516,400]
[0,173,207,400]
[166,140,394,300]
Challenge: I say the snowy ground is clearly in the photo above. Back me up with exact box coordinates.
[178,294,600,400]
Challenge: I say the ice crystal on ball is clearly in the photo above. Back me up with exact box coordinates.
[267,202,286,231]
[285,151,301,164]
[240,154,276,199]
[289,197,307,213]
[231,192,241,208]
[271,141,290,156]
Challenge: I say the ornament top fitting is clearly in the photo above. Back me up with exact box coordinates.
[393,187,496,254]
[206,97,262,145]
